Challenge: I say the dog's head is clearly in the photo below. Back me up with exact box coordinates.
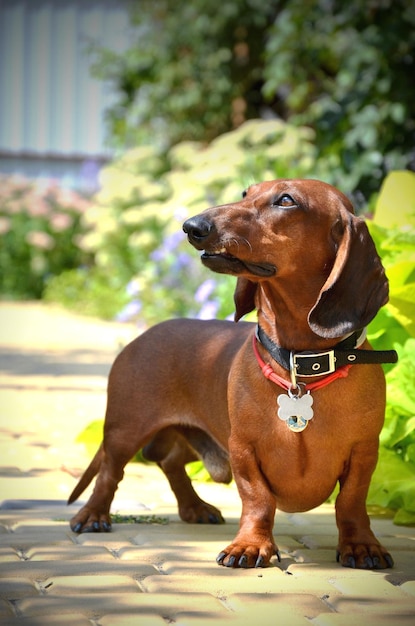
[183,179,388,339]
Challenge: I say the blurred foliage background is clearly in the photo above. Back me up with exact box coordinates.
[1,0,415,522]
[90,0,415,201]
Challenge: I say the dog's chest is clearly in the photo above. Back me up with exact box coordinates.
[260,431,345,510]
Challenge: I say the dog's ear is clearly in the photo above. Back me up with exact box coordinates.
[308,213,389,338]
[234,277,257,322]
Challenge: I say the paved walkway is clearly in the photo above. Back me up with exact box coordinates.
[0,302,414,625]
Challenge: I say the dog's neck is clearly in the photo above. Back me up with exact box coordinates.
[254,280,398,379]
[255,281,335,352]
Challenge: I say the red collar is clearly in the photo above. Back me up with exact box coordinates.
[252,335,351,392]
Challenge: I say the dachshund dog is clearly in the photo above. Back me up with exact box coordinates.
[69,179,397,570]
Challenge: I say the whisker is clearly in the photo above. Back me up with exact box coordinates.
[240,237,252,253]
[221,237,252,254]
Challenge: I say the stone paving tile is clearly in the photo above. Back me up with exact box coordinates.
[331,572,414,600]
[0,579,39,600]
[0,547,20,562]
[290,552,415,586]
[1,504,415,625]
[174,616,235,626]
[16,592,228,621]
[225,593,330,626]
[401,580,415,596]
[370,518,415,537]
[271,533,305,553]
[323,596,415,617]
[0,599,15,622]
[0,528,74,551]
[290,548,338,564]
[25,545,114,561]
[41,574,141,595]
[4,561,161,584]
[1,303,415,626]
[373,535,415,550]
[141,570,342,598]
[297,534,338,550]
[8,615,94,626]
[312,614,415,626]
[100,616,169,626]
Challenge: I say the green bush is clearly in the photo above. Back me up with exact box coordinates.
[90,0,415,201]
[44,267,130,320]
[48,119,317,323]
[0,176,93,299]
[364,171,415,524]
[262,0,415,199]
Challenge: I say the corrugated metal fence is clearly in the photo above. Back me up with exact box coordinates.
[0,0,132,190]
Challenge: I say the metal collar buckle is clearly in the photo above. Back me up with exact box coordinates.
[292,350,336,377]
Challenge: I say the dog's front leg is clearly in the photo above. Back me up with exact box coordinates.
[335,439,393,569]
[217,439,279,568]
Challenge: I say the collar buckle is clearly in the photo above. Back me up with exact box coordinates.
[292,350,336,377]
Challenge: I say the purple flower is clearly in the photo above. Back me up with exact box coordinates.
[174,252,193,270]
[80,159,100,193]
[125,280,140,297]
[194,279,216,304]
[151,230,186,262]
[196,300,220,320]
[115,300,142,322]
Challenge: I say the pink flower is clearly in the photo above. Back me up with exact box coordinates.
[27,197,49,217]
[4,200,23,215]
[50,213,73,231]
[26,231,54,250]
[0,217,11,234]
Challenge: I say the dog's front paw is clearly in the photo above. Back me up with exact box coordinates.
[216,535,280,568]
[336,541,394,569]
[70,506,112,534]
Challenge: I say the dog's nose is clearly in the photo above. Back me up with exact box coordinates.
[183,216,215,247]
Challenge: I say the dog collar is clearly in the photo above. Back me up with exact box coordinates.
[256,324,398,378]
[252,334,351,393]
[253,328,398,434]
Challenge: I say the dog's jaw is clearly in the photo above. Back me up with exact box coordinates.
[201,249,276,278]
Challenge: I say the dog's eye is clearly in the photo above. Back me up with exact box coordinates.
[242,189,248,198]
[273,194,296,208]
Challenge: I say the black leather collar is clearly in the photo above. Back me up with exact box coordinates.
[256,325,398,377]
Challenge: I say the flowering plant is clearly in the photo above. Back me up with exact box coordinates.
[0,176,92,299]
[75,119,316,324]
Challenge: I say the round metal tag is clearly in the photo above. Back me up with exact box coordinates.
[287,415,309,433]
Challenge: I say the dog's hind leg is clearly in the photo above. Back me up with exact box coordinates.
[69,434,141,533]
[143,427,228,524]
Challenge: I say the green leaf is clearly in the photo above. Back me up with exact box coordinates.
[75,419,103,444]
[381,414,415,448]
[393,508,415,526]
[388,283,415,336]
[386,261,415,288]
[367,308,409,354]
[406,443,415,464]
[385,339,415,415]
[368,448,415,514]
[185,460,214,482]
[374,170,415,229]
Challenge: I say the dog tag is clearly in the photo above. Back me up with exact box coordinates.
[277,390,314,433]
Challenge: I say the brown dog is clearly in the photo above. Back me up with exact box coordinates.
[69,179,396,570]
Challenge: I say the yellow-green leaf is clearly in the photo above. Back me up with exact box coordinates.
[374,170,415,229]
